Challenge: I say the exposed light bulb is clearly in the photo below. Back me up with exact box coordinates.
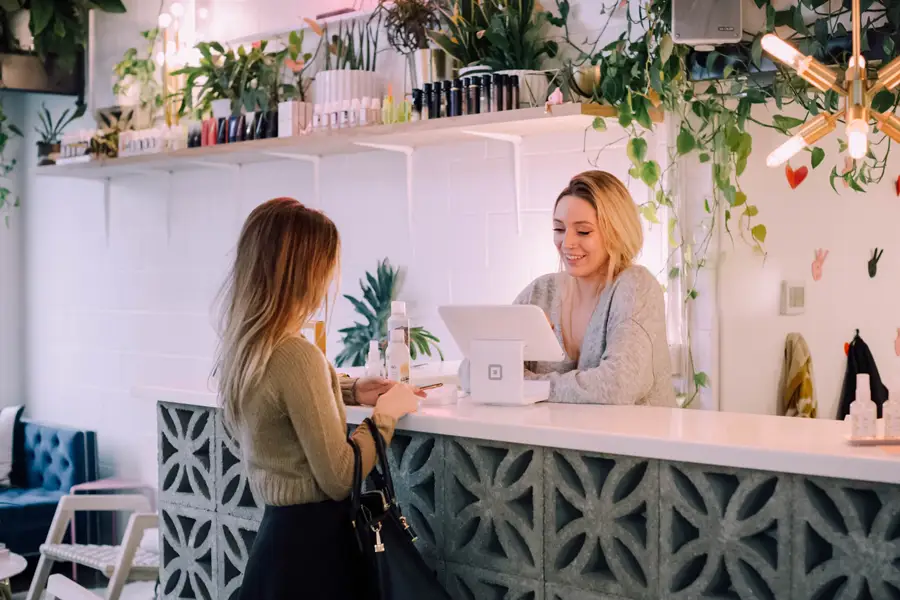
[165,40,176,56]
[158,12,172,28]
[766,134,807,167]
[847,118,869,159]
[761,34,803,70]
[198,8,209,20]
[155,51,166,66]
[170,2,184,18]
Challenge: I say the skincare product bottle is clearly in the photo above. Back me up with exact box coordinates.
[462,78,470,115]
[423,83,433,119]
[386,329,410,384]
[312,104,322,131]
[365,340,383,378]
[412,89,422,121]
[359,97,370,126]
[349,99,360,127]
[382,85,394,125]
[329,103,339,130]
[431,82,441,119]
[505,74,514,110]
[450,78,462,117]
[442,80,452,117]
[851,373,877,438]
[481,74,492,113]
[470,77,481,114]
[510,75,520,109]
[340,100,350,128]
[372,98,383,125]
[885,390,900,438]
[388,300,410,346]
[493,74,504,112]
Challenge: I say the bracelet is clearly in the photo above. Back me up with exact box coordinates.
[351,378,359,404]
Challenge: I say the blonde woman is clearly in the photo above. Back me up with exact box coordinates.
[214,198,422,600]
[463,171,675,406]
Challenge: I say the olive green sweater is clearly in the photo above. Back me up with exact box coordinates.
[236,336,397,506]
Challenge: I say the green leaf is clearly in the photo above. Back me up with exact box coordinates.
[751,224,767,243]
[734,191,747,206]
[829,166,841,193]
[688,289,699,300]
[811,147,825,169]
[634,97,653,130]
[705,51,720,74]
[724,185,737,205]
[872,90,896,113]
[676,127,696,155]
[699,153,711,163]
[640,204,660,224]
[668,267,680,280]
[660,34,674,63]
[641,161,661,187]
[592,117,607,131]
[30,0,53,35]
[617,109,633,128]
[765,5,776,31]
[772,115,805,131]
[792,6,808,34]
[693,371,710,388]
[627,137,648,166]
[745,205,759,217]
[87,0,127,11]
[885,37,896,58]
[704,198,711,213]
[752,35,763,67]
[736,155,748,176]
[723,65,734,79]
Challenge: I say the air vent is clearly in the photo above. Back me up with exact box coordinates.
[780,281,806,316]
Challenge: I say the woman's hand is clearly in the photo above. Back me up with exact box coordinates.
[355,377,425,406]
[374,383,422,421]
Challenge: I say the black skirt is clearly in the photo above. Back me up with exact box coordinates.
[238,499,364,600]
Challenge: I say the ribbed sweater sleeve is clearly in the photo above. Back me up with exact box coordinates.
[268,338,396,501]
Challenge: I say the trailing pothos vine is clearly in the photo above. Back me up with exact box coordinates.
[0,101,22,229]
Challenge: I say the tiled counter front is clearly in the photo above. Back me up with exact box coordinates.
[157,401,900,600]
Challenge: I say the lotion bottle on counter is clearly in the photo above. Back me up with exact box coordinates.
[365,340,383,378]
[851,373,877,438]
[388,301,409,346]
[386,329,410,384]
[884,389,900,438]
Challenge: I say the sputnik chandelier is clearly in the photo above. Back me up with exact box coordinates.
[761,0,900,166]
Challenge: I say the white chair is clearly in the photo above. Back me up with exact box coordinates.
[26,494,159,600]
[45,574,102,600]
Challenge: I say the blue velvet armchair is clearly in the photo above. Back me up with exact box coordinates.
[0,420,99,557]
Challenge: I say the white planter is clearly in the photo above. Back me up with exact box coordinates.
[313,70,383,108]
[211,99,232,120]
[10,10,33,51]
[497,69,552,108]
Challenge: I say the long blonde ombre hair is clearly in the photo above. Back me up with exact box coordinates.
[555,170,643,283]
[214,197,340,432]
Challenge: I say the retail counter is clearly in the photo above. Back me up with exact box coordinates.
[144,386,900,600]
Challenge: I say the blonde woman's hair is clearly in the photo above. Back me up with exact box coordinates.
[213,197,340,433]
[555,170,643,283]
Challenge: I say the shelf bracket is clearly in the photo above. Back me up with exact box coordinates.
[460,131,524,234]
[263,152,322,206]
[183,160,242,171]
[354,143,416,257]
[102,177,111,247]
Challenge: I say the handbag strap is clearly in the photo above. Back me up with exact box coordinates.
[364,417,397,504]
[348,435,363,523]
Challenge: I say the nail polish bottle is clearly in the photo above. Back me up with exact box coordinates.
[411,89,423,122]
[462,78,470,115]
[481,74,491,113]
[432,82,442,119]
[359,97,370,127]
[470,77,481,114]
[493,74,504,112]
[510,75,520,110]
[423,83,433,119]
[505,75,514,111]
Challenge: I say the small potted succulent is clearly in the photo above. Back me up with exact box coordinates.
[378,0,448,90]
[34,102,86,166]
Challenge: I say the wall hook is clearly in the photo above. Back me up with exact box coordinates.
[811,249,828,282]
[868,248,883,278]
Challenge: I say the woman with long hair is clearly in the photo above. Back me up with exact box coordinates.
[214,197,422,599]
[469,170,676,406]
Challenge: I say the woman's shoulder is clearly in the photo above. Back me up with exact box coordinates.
[609,265,664,316]
[614,265,662,293]
[268,335,329,375]
[516,272,564,304]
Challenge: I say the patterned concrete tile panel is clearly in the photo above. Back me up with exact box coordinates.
[791,475,900,599]
[544,450,659,599]
[544,583,633,600]
[159,402,216,510]
[159,504,217,600]
[216,513,260,600]
[445,437,544,580]
[446,562,543,600]
[659,462,791,600]
[215,411,263,521]
[386,431,446,562]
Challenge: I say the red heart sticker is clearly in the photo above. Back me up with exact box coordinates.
[785,164,809,189]
[895,175,900,196]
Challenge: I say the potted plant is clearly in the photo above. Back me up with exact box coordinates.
[34,102,85,166]
[0,100,23,228]
[0,0,127,71]
[335,258,443,368]
[428,0,500,77]
[256,31,315,138]
[112,28,163,130]
[378,0,448,90]
[312,14,384,109]
[480,0,563,107]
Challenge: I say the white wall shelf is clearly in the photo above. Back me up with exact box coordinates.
[36,103,660,181]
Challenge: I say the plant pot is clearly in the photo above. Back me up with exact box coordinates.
[459,64,492,79]
[411,48,454,89]
[36,142,59,166]
[497,69,553,108]
[313,70,383,108]
[570,64,601,101]
[211,99,232,120]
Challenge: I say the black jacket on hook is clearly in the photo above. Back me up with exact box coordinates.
[836,331,890,419]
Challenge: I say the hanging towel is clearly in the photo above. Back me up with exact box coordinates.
[836,330,890,419]
[781,333,817,417]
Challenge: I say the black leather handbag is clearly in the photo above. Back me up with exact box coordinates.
[348,418,451,600]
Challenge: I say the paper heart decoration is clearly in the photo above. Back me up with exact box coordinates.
[895,175,900,196]
[785,164,808,189]
[844,342,850,356]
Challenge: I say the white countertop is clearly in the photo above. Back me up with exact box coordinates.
[135,384,900,484]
